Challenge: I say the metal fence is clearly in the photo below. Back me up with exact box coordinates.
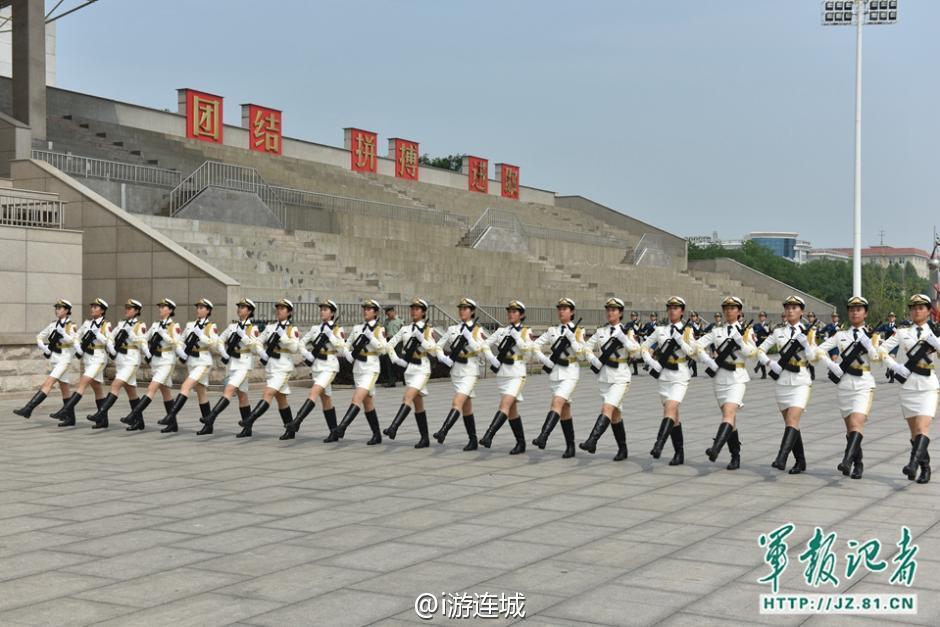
[626,233,684,267]
[464,208,629,250]
[168,160,287,226]
[0,191,64,229]
[32,149,182,188]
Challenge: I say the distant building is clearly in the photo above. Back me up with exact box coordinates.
[687,231,811,263]
[814,246,934,279]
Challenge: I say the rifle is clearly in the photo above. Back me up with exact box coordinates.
[705,319,753,378]
[591,323,628,374]
[827,324,879,384]
[111,327,130,356]
[649,323,684,380]
[769,323,811,381]
[46,327,64,354]
[78,327,96,356]
[349,328,372,362]
[490,331,518,373]
[222,325,243,364]
[447,333,470,364]
[894,321,940,385]
[180,322,205,361]
[146,325,165,363]
[544,317,582,374]
[260,325,282,364]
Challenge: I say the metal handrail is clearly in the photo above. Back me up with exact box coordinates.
[168,161,286,225]
[31,149,182,187]
[463,207,629,250]
[0,190,64,229]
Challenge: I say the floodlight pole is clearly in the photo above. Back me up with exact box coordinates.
[852,1,863,297]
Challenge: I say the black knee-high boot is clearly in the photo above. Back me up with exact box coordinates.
[532,411,560,449]
[124,395,151,431]
[462,414,477,451]
[650,417,675,459]
[839,432,863,475]
[51,392,81,420]
[851,442,864,480]
[164,400,175,415]
[89,394,115,429]
[726,429,741,470]
[904,435,930,480]
[917,450,931,484]
[158,394,187,429]
[383,404,411,439]
[331,404,360,440]
[322,407,337,442]
[365,409,382,445]
[706,422,734,462]
[508,417,526,455]
[560,419,575,458]
[580,415,610,454]
[611,420,628,461]
[286,399,316,433]
[236,400,270,438]
[479,411,507,448]
[278,406,295,440]
[772,426,799,470]
[414,411,429,448]
[198,397,229,434]
[788,430,806,474]
[14,390,47,418]
[669,424,684,466]
[434,408,461,443]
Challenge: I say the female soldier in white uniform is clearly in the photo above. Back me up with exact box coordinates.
[641,296,695,466]
[283,299,345,441]
[530,298,586,458]
[480,300,535,455]
[158,298,221,434]
[384,299,438,448]
[14,299,78,421]
[237,298,302,438]
[431,298,485,451]
[330,299,388,445]
[756,295,820,475]
[120,298,181,432]
[814,296,881,479]
[86,299,148,429]
[198,298,261,436]
[580,297,640,461]
[880,294,940,484]
[691,296,757,470]
[50,298,112,428]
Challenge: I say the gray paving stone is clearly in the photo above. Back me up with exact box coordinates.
[0,596,137,626]
[73,566,246,608]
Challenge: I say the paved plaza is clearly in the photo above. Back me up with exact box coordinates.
[1,368,938,626]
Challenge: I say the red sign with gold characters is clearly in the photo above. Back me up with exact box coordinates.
[344,128,378,173]
[389,138,419,180]
[465,156,488,194]
[497,163,520,200]
[179,88,223,144]
[243,104,282,155]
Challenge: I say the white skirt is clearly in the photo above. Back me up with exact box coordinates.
[312,369,336,396]
[599,381,629,410]
[186,363,211,387]
[838,387,874,418]
[658,380,688,404]
[775,384,812,411]
[354,371,379,397]
[81,355,107,384]
[900,389,939,419]
[497,376,526,402]
[150,362,175,387]
[265,369,291,395]
[113,358,139,387]
[451,375,479,398]
[715,382,746,408]
[550,378,578,401]
[225,368,251,392]
[404,368,431,396]
[48,359,75,385]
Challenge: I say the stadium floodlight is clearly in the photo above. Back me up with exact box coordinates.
[821,0,898,298]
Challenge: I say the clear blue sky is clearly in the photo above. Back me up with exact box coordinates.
[56,0,939,249]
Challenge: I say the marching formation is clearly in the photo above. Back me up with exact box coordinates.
[13,292,940,484]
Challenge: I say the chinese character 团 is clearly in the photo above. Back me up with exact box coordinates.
[192,95,221,141]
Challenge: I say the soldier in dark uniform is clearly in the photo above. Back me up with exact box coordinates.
[687,312,704,377]
[875,313,899,383]
[626,311,641,375]
[640,313,658,371]
[752,311,771,379]
[822,312,843,359]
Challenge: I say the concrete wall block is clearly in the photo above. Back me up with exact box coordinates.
[82,278,116,306]
[26,271,76,304]
[84,252,116,280]
[0,270,26,302]
[0,236,25,271]
[81,225,116,254]
[0,302,25,333]
[115,251,153,279]
[116,225,155,253]
[151,250,191,279]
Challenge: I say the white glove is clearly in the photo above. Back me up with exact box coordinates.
[94,329,108,343]
[301,349,314,364]
[487,353,501,370]
[795,332,810,349]
[670,328,684,343]
[926,332,940,351]
[235,326,246,340]
[642,352,662,372]
[193,327,205,340]
[857,333,873,351]
[36,338,47,351]
[509,328,522,344]
[175,346,188,361]
[276,326,287,338]
[438,354,454,368]
[341,350,353,364]
[392,355,408,368]
[758,352,771,366]
[890,362,911,379]
[562,326,576,342]
[141,345,152,361]
[460,326,473,341]
[588,354,603,371]
[43,348,52,359]
[218,347,230,363]
[701,355,719,372]
[825,359,844,379]
[729,327,744,344]
[535,351,554,370]
[768,361,783,376]
[612,326,628,344]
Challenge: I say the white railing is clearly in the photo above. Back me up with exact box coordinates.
[167,161,286,225]
[0,190,64,229]
[463,208,629,250]
[629,233,673,267]
[31,150,182,187]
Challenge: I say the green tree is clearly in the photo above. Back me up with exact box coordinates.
[418,153,466,171]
